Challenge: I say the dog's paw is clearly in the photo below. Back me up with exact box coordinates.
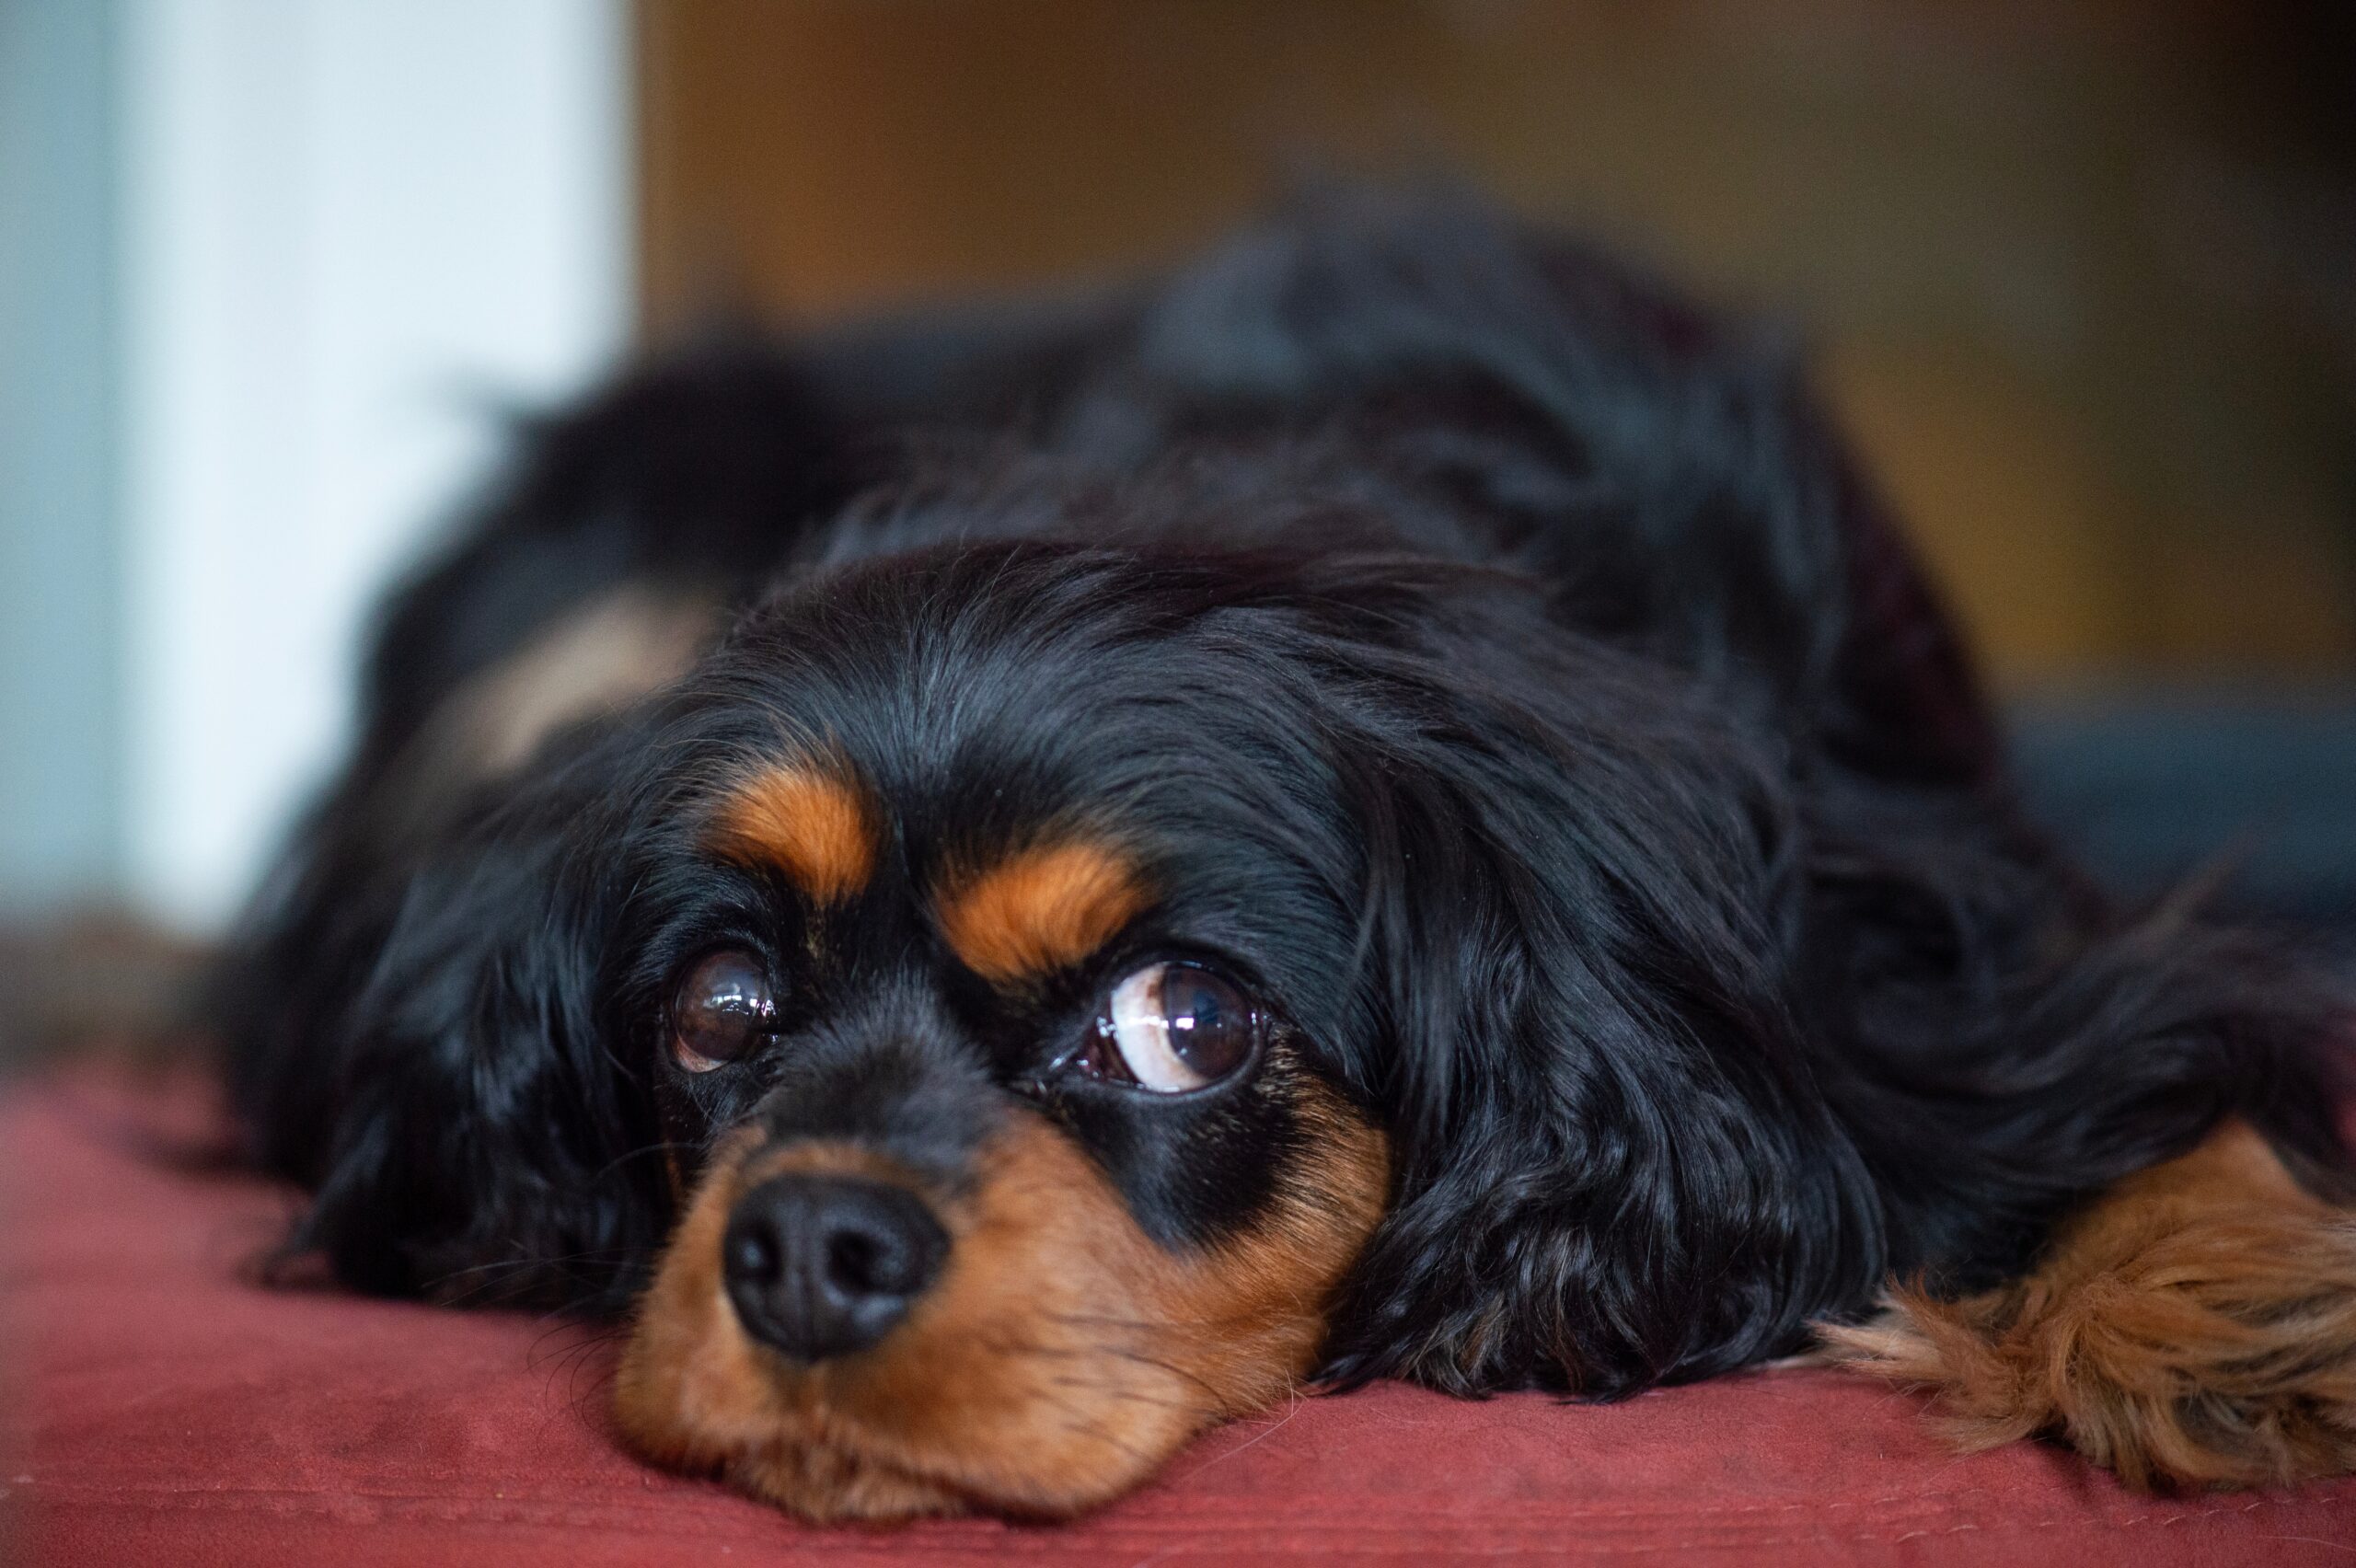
[1822,1127,2356,1490]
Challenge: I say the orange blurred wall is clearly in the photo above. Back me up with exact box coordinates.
[636,0,2356,689]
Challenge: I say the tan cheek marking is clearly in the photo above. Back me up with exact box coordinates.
[707,765,877,904]
[933,840,1148,984]
[838,1078,1390,1516]
[1822,1121,2356,1490]
[613,1130,787,1461]
[615,1078,1392,1521]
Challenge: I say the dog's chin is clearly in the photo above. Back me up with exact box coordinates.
[612,1332,1216,1523]
[611,1324,1175,1522]
[613,1105,1391,1521]
[608,1259,1228,1524]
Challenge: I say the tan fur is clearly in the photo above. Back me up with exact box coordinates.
[440,588,717,778]
[1821,1122,2356,1490]
[364,588,718,847]
[614,1078,1390,1520]
[707,764,878,905]
[933,839,1149,985]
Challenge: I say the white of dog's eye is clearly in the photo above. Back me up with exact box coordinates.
[1088,962,1258,1092]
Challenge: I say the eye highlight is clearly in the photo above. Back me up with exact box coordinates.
[670,949,779,1073]
[1076,962,1262,1094]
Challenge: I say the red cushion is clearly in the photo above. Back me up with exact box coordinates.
[6,1068,2353,1566]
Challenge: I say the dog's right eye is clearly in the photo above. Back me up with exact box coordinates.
[671,950,778,1072]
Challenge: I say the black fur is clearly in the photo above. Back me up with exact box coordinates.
[214,189,2350,1400]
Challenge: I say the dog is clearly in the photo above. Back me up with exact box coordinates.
[214,189,2356,1520]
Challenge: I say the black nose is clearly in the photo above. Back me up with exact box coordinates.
[721,1174,949,1361]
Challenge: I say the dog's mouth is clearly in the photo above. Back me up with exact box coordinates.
[613,1103,1389,1521]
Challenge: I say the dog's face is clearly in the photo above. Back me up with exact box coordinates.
[605,545,1398,1517]
[279,535,1877,1521]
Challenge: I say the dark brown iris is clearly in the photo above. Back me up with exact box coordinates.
[671,949,778,1072]
[1082,961,1262,1092]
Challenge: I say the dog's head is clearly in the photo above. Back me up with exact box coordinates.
[276,532,1881,1519]
[605,542,1400,1517]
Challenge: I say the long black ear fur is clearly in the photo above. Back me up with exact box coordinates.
[1306,571,2349,1399]
[1295,578,1888,1395]
[214,733,667,1310]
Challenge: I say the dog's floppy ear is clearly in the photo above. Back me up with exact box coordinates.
[1310,612,1884,1396]
[222,732,665,1309]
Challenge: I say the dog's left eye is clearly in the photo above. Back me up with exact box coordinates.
[1075,962,1262,1093]
[670,949,779,1072]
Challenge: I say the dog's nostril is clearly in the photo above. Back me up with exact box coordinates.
[826,1228,883,1294]
[722,1173,948,1362]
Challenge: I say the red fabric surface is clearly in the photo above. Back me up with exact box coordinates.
[6,1069,2354,1566]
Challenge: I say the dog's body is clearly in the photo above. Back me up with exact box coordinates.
[217,192,2356,1517]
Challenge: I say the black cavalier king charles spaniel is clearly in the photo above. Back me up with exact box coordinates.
[215,190,2356,1520]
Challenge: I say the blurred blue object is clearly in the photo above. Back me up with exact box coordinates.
[2011,689,2356,951]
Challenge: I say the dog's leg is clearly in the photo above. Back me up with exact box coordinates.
[1821,1123,2356,1489]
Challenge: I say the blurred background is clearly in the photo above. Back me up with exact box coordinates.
[5,0,2353,1051]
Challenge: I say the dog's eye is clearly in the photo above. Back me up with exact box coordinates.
[1077,962,1261,1093]
[671,949,778,1072]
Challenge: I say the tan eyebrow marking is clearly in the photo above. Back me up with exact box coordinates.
[934,839,1149,984]
[707,764,878,904]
